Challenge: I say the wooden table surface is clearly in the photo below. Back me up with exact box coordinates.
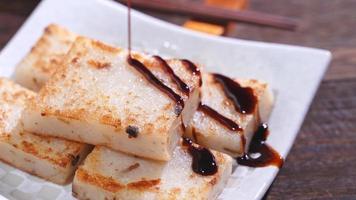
[0,0,355,199]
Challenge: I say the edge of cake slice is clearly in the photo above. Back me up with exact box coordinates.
[13,24,77,91]
[22,36,201,161]
[0,78,92,184]
[72,141,232,200]
[185,73,274,157]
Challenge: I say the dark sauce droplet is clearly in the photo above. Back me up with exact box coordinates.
[183,137,218,176]
[127,56,184,115]
[213,73,257,114]
[198,103,242,131]
[153,56,190,95]
[236,124,283,168]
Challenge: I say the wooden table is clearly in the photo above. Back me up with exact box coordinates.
[1,0,355,199]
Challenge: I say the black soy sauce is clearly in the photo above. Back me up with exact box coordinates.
[127,56,184,114]
[213,73,257,114]
[126,1,218,174]
[237,124,283,168]
[126,1,186,115]
[198,103,243,132]
[181,59,202,86]
[183,137,218,176]
[153,55,190,94]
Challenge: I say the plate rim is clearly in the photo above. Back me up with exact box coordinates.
[0,0,332,200]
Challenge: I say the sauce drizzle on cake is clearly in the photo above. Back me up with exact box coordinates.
[181,59,202,86]
[213,73,257,114]
[153,55,190,94]
[183,137,218,176]
[198,103,243,132]
[127,56,185,114]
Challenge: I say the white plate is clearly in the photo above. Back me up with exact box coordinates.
[0,0,331,199]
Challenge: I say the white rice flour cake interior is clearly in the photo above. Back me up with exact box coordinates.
[185,73,274,157]
[0,78,92,184]
[22,36,201,161]
[14,24,77,91]
[2,22,280,200]
[73,139,232,200]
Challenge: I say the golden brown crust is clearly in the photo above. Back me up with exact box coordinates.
[24,24,77,74]
[90,40,121,54]
[21,141,38,156]
[39,108,87,122]
[76,168,124,192]
[20,140,70,167]
[99,114,122,129]
[127,179,161,191]
[11,132,83,168]
[76,168,161,193]
[0,78,36,133]
[1,132,84,169]
[87,59,111,69]
[0,79,36,104]
[13,24,78,91]
[0,78,91,185]
[45,24,72,36]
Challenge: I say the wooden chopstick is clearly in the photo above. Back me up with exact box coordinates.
[119,0,299,31]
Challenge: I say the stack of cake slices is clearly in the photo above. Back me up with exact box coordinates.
[0,24,274,200]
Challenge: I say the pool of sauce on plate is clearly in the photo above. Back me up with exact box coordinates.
[183,137,217,176]
[236,123,283,168]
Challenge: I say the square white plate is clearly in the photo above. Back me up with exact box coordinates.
[0,0,331,199]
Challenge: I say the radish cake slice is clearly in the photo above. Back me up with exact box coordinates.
[14,24,77,91]
[185,73,274,157]
[72,140,232,200]
[0,78,92,184]
[22,37,201,161]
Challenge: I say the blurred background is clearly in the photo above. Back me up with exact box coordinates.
[0,0,355,199]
